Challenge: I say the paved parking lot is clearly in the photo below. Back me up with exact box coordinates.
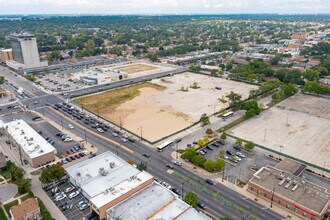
[35,71,85,93]
[1,111,78,157]
[200,137,279,183]
[43,179,91,220]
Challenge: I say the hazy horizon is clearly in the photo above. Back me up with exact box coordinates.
[0,0,329,15]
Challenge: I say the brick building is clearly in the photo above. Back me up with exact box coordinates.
[248,161,330,220]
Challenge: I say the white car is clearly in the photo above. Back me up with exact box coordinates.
[64,137,73,142]
[68,191,80,199]
[13,105,20,109]
[236,152,245,158]
[122,134,128,139]
[224,155,229,160]
[112,133,118,137]
[65,187,75,193]
[68,124,74,129]
[97,128,104,133]
[55,194,66,202]
[121,138,127,142]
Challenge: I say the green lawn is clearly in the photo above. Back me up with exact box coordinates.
[20,194,30,202]
[4,200,18,216]
[0,207,7,220]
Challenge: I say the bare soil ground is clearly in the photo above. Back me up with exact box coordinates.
[75,72,257,142]
[117,64,158,74]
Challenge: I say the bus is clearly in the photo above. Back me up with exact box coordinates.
[157,140,173,152]
[222,111,234,119]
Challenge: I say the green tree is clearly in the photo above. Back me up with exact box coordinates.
[199,113,210,126]
[211,69,219,77]
[205,128,213,135]
[39,164,65,183]
[17,178,31,194]
[86,39,96,50]
[245,141,255,150]
[204,160,216,172]
[281,84,297,96]
[184,192,198,208]
[219,149,225,158]
[240,100,261,118]
[0,76,4,84]
[197,139,205,147]
[181,148,197,161]
[303,69,320,82]
[235,138,243,146]
[136,162,147,171]
[192,155,205,167]
[189,65,201,73]
[147,53,158,62]
[190,82,200,89]
[226,91,242,109]
[220,133,227,140]
[220,217,232,220]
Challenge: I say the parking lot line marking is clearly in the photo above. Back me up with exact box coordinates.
[48,107,134,154]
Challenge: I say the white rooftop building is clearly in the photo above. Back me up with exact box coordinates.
[66,151,154,219]
[0,119,56,167]
[106,182,211,220]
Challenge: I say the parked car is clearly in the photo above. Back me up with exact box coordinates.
[112,132,118,137]
[68,124,74,129]
[70,156,76,160]
[233,144,242,151]
[226,150,233,156]
[79,203,88,211]
[128,138,135,143]
[236,152,245,158]
[64,137,73,142]
[61,159,68,164]
[68,191,80,199]
[97,128,104,133]
[65,187,75,193]
[120,138,127,142]
[171,188,182,196]
[66,157,72,162]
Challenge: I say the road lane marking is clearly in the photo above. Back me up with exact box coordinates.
[48,107,134,154]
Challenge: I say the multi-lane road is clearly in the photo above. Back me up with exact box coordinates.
[0,67,285,220]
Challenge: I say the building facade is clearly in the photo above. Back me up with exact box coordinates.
[0,48,13,64]
[248,165,330,220]
[9,33,41,69]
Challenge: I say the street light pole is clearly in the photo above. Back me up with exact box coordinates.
[222,165,225,182]
[139,126,143,141]
[116,145,119,156]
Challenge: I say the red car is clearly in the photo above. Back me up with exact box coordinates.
[66,150,73,155]
[75,154,81,159]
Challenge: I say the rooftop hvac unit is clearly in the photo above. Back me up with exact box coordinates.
[285,181,292,189]
[110,162,115,168]
[278,179,286,186]
[39,149,44,153]
[292,184,299,192]
[99,167,108,176]
[109,187,115,192]
[76,172,81,176]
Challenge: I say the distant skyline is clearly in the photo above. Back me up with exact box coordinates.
[0,0,329,15]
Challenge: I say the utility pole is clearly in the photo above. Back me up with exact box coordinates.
[119,117,122,130]
[270,187,275,208]
[84,129,87,144]
[139,126,143,141]
[176,142,178,159]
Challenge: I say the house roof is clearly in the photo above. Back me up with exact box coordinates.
[10,198,39,220]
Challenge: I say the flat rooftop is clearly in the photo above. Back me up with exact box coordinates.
[250,166,330,214]
[66,151,153,201]
[0,120,56,159]
[106,182,210,220]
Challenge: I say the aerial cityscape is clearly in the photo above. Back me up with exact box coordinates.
[0,1,329,220]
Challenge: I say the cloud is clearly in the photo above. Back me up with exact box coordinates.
[0,0,328,14]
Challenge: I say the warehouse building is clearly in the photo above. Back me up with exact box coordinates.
[106,181,211,220]
[0,120,56,168]
[248,163,330,220]
[66,151,210,220]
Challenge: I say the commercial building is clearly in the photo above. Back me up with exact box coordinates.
[10,198,41,220]
[66,151,210,220]
[248,161,330,220]
[0,48,13,64]
[6,33,47,72]
[106,182,211,220]
[0,120,56,168]
[69,69,112,85]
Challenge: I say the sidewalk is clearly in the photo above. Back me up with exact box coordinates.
[170,152,297,220]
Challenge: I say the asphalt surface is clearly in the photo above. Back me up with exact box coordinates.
[0,67,285,220]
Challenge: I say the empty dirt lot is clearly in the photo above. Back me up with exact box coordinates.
[228,93,330,170]
[75,72,257,142]
[117,63,159,74]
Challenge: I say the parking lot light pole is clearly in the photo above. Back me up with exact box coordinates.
[222,165,225,182]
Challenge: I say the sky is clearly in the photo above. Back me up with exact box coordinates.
[0,0,329,15]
